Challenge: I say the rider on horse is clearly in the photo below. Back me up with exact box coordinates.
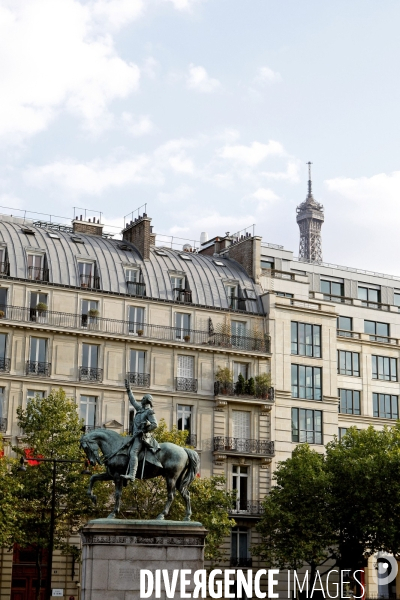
[121,380,163,482]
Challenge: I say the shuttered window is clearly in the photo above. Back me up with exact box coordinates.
[177,355,194,378]
[233,410,250,439]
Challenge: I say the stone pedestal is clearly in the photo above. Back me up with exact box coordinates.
[81,519,207,600]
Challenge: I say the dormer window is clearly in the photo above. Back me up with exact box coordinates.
[226,284,239,310]
[0,247,9,275]
[22,228,35,235]
[125,268,145,296]
[78,262,99,289]
[27,254,48,282]
[171,275,192,303]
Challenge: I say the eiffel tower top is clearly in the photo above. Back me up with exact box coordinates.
[296,161,324,216]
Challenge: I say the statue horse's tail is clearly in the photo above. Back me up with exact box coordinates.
[178,448,200,495]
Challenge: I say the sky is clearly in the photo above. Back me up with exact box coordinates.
[1,0,400,274]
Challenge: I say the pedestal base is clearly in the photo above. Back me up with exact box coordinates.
[81,519,207,600]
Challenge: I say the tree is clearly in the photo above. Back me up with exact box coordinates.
[254,444,334,582]
[0,436,22,547]
[13,389,97,600]
[100,419,235,564]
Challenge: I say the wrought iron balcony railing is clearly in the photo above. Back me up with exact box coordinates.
[0,261,9,275]
[0,418,7,433]
[0,357,10,373]
[214,437,275,456]
[28,266,49,281]
[176,377,198,393]
[229,500,264,516]
[127,372,150,387]
[29,308,48,323]
[214,381,274,401]
[79,367,103,382]
[186,434,197,447]
[80,274,100,289]
[126,281,146,296]
[174,288,192,303]
[26,361,51,376]
[230,557,252,568]
[0,305,271,355]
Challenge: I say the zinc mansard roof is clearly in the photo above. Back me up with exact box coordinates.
[0,216,264,314]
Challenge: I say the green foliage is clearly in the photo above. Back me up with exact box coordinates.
[254,373,271,398]
[254,444,334,577]
[13,389,98,558]
[245,376,255,396]
[215,366,233,385]
[0,436,22,547]
[235,373,246,395]
[36,302,48,312]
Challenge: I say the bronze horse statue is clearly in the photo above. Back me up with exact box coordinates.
[80,429,200,520]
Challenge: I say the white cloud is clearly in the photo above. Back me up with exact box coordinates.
[255,66,282,84]
[252,188,280,202]
[164,0,204,10]
[0,0,141,143]
[261,161,301,183]
[142,57,159,79]
[219,140,285,167]
[122,113,156,136]
[186,64,221,93]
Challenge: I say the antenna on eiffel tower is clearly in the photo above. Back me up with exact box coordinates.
[307,161,313,196]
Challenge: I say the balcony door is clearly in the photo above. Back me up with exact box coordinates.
[78,262,93,287]
[231,527,250,565]
[177,355,194,379]
[30,292,48,322]
[233,410,250,440]
[175,313,191,340]
[80,395,97,430]
[27,254,43,280]
[0,387,4,428]
[177,405,192,436]
[82,344,98,369]
[128,306,145,334]
[29,338,47,364]
[232,466,248,512]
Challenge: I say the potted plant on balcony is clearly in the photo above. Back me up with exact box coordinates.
[88,308,99,318]
[235,373,246,396]
[183,334,191,342]
[255,373,272,399]
[245,376,255,396]
[137,329,144,336]
[0,310,4,319]
[215,366,233,395]
[36,302,48,314]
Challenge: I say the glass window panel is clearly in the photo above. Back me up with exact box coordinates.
[291,322,298,355]
[394,293,400,307]
[369,289,379,303]
[392,397,398,419]
[377,322,389,337]
[354,391,360,415]
[373,394,378,417]
[320,280,330,294]
[338,316,352,331]
[291,408,299,442]
[391,358,397,381]
[331,282,343,296]
[313,326,321,357]
[291,365,298,398]
[0,334,6,359]
[353,353,359,376]
[372,356,377,378]
[358,287,368,301]
[364,321,376,335]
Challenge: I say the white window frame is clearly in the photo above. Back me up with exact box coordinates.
[80,395,97,428]
[128,306,145,335]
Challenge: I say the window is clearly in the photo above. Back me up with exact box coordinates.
[233,362,248,381]
[155,249,167,256]
[80,395,97,430]
[130,349,146,374]
[291,365,322,400]
[372,355,397,381]
[128,306,145,335]
[126,269,145,296]
[394,292,400,308]
[27,338,49,375]
[365,320,390,341]
[373,393,399,419]
[175,313,191,340]
[179,254,192,261]
[338,428,348,440]
[0,387,5,430]
[78,262,97,288]
[231,527,250,567]
[125,269,139,281]
[30,292,48,322]
[81,299,99,328]
[80,344,102,381]
[48,232,60,239]
[358,285,381,306]
[292,408,323,444]
[276,291,293,298]
[321,279,344,297]
[226,285,239,310]
[177,355,194,379]
[243,289,257,300]
[0,247,8,275]
[27,390,45,404]
[261,259,274,270]
[27,254,46,281]
[337,351,360,377]
[339,389,361,415]
[291,322,321,357]
[0,288,6,311]
[171,276,191,302]
[233,410,250,439]
[213,260,226,267]
[177,405,192,436]
[171,276,184,290]
[72,236,84,243]
[232,466,249,512]
[0,333,8,372]
[337,316,352,338]
[232,321,246,338]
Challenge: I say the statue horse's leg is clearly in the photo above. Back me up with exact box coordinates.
[179,488,192,522]
[107,476,123,519]
[87,472,112,505]
[156,476,177,520]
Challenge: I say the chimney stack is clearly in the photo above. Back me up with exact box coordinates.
[72,217,103,236]
[122,213,153,260]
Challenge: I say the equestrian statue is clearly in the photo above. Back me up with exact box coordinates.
[80,380,200,520]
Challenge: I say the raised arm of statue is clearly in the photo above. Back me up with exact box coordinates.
[124,379,142,412]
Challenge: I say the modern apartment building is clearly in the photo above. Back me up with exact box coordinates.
[0,213,272,599]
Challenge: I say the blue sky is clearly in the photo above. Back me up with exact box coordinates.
[1,0,400,273]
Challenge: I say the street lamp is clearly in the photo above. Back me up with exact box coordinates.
[18,455,90,600]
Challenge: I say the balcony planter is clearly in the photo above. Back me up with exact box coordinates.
[215,366,233,395]
[137,330,144,337]
[183,335,191,342]
[0,311,4,319]
[88,309,99,318]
